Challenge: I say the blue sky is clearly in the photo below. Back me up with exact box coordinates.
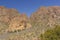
[0,0,60,16]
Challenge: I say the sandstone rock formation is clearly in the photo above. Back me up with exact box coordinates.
[30,6,60,32]
[0,6,31,32]
[7,14,31,32]
[0,6,60,40]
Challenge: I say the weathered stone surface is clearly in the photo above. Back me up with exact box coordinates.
[0,6,31,32]
[30,6,60,32]
[0,6,60,40]
[7,15,31,32]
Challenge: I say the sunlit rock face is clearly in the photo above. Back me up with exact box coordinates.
[7,14,31,32]
[30,6,60,32]
[0,6,31,32]
[0,6,19,24]
[1,6,60,33]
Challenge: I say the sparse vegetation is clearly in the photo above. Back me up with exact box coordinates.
[39,25,60,40]
[0,6,60,40]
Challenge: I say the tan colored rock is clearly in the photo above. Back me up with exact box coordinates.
[0,6,31,32]
[7,14,31,32]
[30,6,60,31]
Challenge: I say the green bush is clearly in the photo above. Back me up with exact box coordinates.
[40,25,60,40]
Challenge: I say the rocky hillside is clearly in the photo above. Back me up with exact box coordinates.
[30,6,60,31]
[0,6,60,40]
[0,6,31,33]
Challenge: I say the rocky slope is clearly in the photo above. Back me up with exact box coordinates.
[0,6,31,33]
[30,6,60,31]
[0,6,60,40]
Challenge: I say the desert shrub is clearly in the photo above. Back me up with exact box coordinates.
[40,25,60,40]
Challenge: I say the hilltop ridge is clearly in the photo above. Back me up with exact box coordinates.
[0,6,31,32]
[0,6,60,40]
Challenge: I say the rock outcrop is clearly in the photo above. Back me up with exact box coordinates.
[7,14,31,32]
[30,6,60,32]
[0,6,31,32]
[0,6,60,40]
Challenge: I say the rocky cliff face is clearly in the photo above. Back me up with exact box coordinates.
[0,6,60,40]
[0,6,31,32]
[7,14,31,32]
[30,6,60,31]
[0,6,60,33]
